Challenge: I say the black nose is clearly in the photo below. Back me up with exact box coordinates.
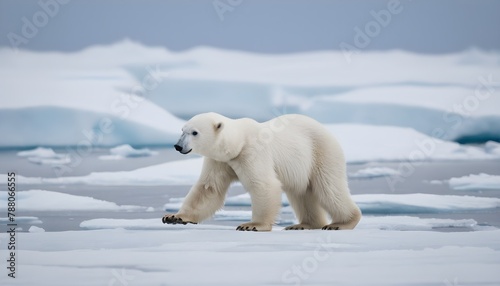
[174,144,182,152]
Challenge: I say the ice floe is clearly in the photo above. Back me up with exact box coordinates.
[449,173,500,191]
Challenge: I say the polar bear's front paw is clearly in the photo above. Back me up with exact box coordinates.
[236,222,272,232]
[284,223,313,230]
[321,223,343,230]
[162,214,197,225]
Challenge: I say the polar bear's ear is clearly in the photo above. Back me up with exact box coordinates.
[214,122,223,132]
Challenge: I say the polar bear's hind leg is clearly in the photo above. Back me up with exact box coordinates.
[284,190,329,230]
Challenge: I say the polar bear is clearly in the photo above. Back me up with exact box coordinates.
[162,112,361,231]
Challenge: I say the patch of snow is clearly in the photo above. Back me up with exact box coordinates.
[427,179,445,185]
[449,173,500,191]
[29,226,46,233]
[17,147,58,158]
[99,144,158,160]
[349,167,400,179]
[17,147,70,165]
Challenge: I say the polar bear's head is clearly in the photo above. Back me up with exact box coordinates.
[174,112,244,162]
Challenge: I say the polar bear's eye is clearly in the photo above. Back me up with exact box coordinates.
[192,131,198,136]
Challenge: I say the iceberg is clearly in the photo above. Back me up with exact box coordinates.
[306,86,500,143]
[1,41,500,149]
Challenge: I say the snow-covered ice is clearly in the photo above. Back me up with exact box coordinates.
[355,193,500,214]
[0,190,149,212]
[0,227,499,285]
[449,173,500,191]
[2,158,203,186]
[79,216,482,232]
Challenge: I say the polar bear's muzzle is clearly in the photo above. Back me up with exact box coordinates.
[174,134,192,154]
[174,144,192,154]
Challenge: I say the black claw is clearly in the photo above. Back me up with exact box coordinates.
[252,227,257,231]
[334,227,340,230]
[300,227,304,230]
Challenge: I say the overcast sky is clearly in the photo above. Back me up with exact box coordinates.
[1,0,499,54]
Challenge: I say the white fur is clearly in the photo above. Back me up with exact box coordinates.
[165,112,361,231]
